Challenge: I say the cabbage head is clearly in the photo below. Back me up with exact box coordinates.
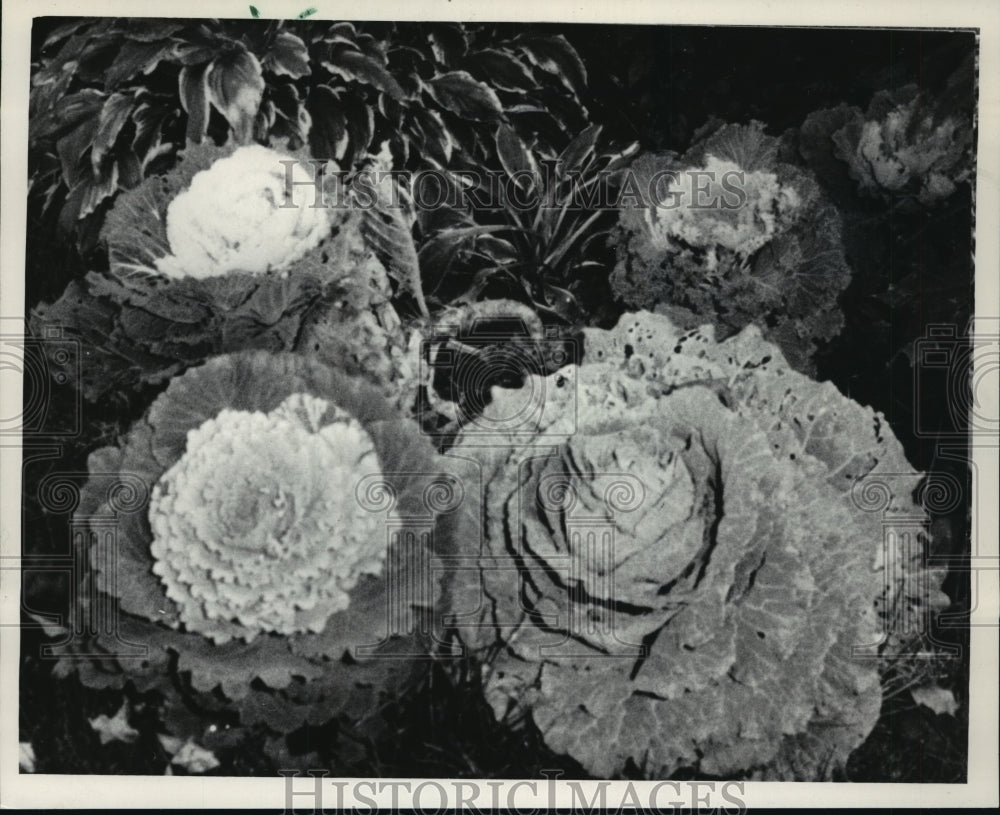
[610,122,852,373]
[445,310,947,780]
[798,84,972,209]
[31,143,406,402]
[832,86,972,206]
[153,144,332,278]
[53,351,449,739]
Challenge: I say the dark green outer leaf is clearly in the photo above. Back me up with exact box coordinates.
[262,30,312,78]
[131,97,175,159]
[79,163,120,221]
[513,34,588,97]
[410,107,454,165]
[38,31,95,78]
[41,19,94,50]
[171,40,221,67]
[428,23,469,67]
[103,39,174,91]
[91,92,136,173]
[29,280,179,400]
[426,71,504,123]
[495,124,540,192]
[117,149,144,189]
[695,120,779,172]
[207,48,266,143]
[308,85,349,161]
[56,117,100,188]
[341,93,376,168]
[360,176,430,319]
[32,88,106,142]
[178,62,212,143]
[353,31,387,62]
[557,124,602,179]
[321,47,406,102]
[121,18,186,42]
[30,68,77,122]
[322,21,358,44]
[465,48,537,92]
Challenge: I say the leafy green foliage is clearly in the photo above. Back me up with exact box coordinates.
[610,122,852,372]
[30,142,404,402]
[418,124,639,322]
[29,19,591,257]
[44,351,446,751]
[446,310,948,780]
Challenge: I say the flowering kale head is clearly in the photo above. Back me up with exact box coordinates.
[834,86,973,206]
[102,142,348,281]
[148,391,387,643]
[31,142,407,402]
[445,311,947,780]
[798,83,973,209]
[153,144,333,279]
[643,154,802,263]
[58,351,449,737]
[610,122,852,373]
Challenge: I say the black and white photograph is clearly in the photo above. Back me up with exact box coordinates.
[1,0,997,809]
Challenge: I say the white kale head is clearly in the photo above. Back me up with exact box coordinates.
[70,351,447,727]
[154,144,332,278]
[149,392,386,643]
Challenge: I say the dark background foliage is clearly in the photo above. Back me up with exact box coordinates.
[21,20,974,780]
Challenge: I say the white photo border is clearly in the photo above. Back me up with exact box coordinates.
[1,0,997,808]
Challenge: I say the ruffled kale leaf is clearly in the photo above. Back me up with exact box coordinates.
[796,81,973,208]
[48,352,450,745]
[609,122,852,373]
[444,310,947,780]
[30,142,410,403]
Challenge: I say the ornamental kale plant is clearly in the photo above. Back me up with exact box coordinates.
[799,83,973,208]
[43,350,449,758]
[31,141,412,404]
[20,22,972,781]
[445,310,947,780]
[609,122,852,373]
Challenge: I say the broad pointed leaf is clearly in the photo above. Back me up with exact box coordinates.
[207,48,265,143]
[262,30,312,78]
[322,46,406,101]
[427,71,504,123]
[178,62,212,144]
